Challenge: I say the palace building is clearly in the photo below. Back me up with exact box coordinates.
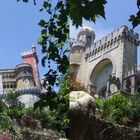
[0,46,41,107]
[70,25,140,98]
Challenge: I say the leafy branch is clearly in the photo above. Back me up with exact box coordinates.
[129,0,140,28]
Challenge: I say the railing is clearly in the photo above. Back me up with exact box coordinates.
[0,86,41,98]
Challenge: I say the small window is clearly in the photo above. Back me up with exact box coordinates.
[86,36,91,46]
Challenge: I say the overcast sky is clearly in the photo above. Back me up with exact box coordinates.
[70,0,140,65]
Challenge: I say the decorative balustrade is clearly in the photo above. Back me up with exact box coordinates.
[0,86,41,98]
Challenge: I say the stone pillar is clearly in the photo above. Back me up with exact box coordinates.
[0,75,3,94]
[130,75,136,94]
[87,83,96,96]
[106,80,111,98]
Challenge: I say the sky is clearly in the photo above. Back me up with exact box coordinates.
[70,0,140,65]
[0,0,46,78]
[0,0,139,79]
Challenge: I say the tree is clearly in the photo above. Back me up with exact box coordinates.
[0,92,24,139]
[16,0,107,93]
[129,0,140,28]
[34,74,70,138]
[16,0,139,94]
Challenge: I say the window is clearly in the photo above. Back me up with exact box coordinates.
[86,36,91,46]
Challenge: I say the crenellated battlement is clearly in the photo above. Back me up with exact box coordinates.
[85,25,139,60]
[21,51,34,57]
[70,41,86,53]
[21,45,36,58]
[70,25,140,96]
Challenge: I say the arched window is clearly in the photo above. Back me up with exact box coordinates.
[7,84,9,88]
[11,84,13,88]
[86,36,91,46]
[3,84,6,89]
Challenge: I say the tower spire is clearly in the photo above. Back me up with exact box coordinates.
[21,45,41,87]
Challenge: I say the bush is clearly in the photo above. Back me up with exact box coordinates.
[95,92,140,126]
[95,98,106,110]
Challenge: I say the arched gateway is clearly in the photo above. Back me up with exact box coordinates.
[90,59,113,97]
[70,25,139,97]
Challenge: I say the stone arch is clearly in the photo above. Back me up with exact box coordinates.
[90,58,113,95]
[88,55,116,84]
[106,75,121,97]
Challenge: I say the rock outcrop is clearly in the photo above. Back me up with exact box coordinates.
[69,91,96,140]
[69,91,140,140]
[0,134,11,140]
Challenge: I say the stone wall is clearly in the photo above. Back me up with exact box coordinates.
[70,91,140,140]
[70,115,140,140]
[70,25,139,96]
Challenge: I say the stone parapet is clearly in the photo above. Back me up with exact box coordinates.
[0,68,15,73]
[15,63,33,79]
[70,53,82,65]
[85,25,139,60]
[71,41,86,49]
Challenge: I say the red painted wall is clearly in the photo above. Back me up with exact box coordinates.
[21,48,41,87]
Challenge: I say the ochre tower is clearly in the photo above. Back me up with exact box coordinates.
[15,63,34,89]
[21,46,41,87]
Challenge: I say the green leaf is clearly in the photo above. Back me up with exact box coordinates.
[129,14,140,28]
[69,0,107,28]
[38,20,46,27]
[43,1,51,9]
[137,0,140,8]
[39,8,43,12]
[23,0,28,3]
[42,56,47,67]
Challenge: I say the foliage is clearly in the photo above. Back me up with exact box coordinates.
[129,0,140,28]
[16,1,140,87]
[15,1,140,117]
[0,92,23,139]
[127,93,140,122]
[69,0,107,27]
[102,93,129,124]
[34,74,70,138]
[95,97,106,110]
[96,93,140,126]
[0,86,69,138]
[14,0,140,137]
[16,0,108,95]
[4,91,25,120]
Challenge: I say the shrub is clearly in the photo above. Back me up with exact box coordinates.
[95,98,106,110]
[95,92,140,126]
